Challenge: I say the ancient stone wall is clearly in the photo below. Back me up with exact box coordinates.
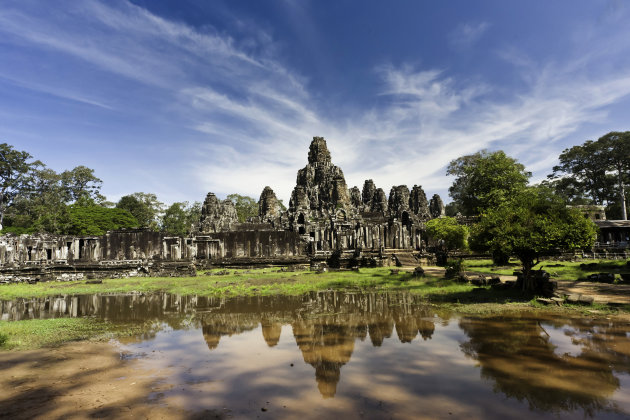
[1,136,450,277]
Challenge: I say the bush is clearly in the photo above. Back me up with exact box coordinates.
[445,259,465,278]
[0,332,8,347]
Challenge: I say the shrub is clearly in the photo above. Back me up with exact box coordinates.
[445,259,465,278]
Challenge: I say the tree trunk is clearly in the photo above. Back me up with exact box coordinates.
[521,258,535,291]
[618,166,627,220]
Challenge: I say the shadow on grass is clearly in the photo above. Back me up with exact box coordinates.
[321,272,536,305]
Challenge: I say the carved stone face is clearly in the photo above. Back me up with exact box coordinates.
[307,136,331,165]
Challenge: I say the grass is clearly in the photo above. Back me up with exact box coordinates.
[2,263,629,350]
[0,267,454,299]
[0,318,151,351]
[464,258,630,282]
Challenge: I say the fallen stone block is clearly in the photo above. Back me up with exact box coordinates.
[578,295,595,305]
[598,273,615,283]
[470,275,487,286]
[566,294,594,305]
[412,266,425,277]
[536,297,554,305]
[455,274,470,283]
[566,294,581,304]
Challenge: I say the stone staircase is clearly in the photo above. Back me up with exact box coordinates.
[391,252,419,267]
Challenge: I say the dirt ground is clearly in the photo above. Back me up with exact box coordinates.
[0,341,225,420]
[555,280,630,305]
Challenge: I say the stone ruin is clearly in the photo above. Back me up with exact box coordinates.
[0,136,447,281]
[190,136,445,261]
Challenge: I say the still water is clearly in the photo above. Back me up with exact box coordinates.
[2,291,630,419]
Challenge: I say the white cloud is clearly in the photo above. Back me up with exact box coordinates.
[1,1,630,206]
[449,22,490,48]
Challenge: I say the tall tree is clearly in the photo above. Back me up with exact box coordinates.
[470,187,597,291]
[61,165,104,203]
[227,194,258,222]
[447,150,531,216]
[116,193,164,229]
[0,143,42,229]
[161,201,201,236]
[5,168,70,234]
[549,131,630,219]
[597,132,630,220]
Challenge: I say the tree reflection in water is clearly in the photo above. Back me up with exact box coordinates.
[3,290,630,415]
[459,314,628,417]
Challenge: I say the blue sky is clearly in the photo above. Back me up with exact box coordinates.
[1,0,630,205]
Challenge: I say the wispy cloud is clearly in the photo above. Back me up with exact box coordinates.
[449,22,490,48]
[1,1,629,205]
[0,74,113,110]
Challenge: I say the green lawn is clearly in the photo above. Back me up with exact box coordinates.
[463,258,630,282]
[0,267,453,299]
[0,318,152,351]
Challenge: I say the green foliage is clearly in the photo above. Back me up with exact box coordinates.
[470,187,597,290]
[425,217,469,251]
[447,150,531,216]
[1,149,108,234]
[0,331,7,347]
[4,167,68,234]
[116,192,163,229]
[0,143,43,227]
[444,202,462,217]
[67,203,139,235]
[161,201,201,236]
[549,131,630,218]
[227,193,258,222]
[444,259,465,278]
[60,165,104,203]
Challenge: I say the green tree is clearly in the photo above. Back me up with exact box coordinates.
[0,143,43,229]
[66,204,139,236]
[4,168,70,234]
[425,217,468,251]
[161,201,201,236]
[549,131,630,219]
[116,193,163,229]
[425,217,468,265]
[60,165,105,203]
[470,187,597,291]
[4,165,110,234]
[597,132,630,219]
[227,194,258,222]
[447,150,531,216]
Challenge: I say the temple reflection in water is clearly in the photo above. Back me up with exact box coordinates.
[2,290,630,413]
[1,291,436,397]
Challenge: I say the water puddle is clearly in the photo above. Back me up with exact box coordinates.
[2,291,630,419]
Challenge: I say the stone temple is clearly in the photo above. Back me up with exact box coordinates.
[0,136,445,282]
[191,137,444,264]
[192,136,443,263]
